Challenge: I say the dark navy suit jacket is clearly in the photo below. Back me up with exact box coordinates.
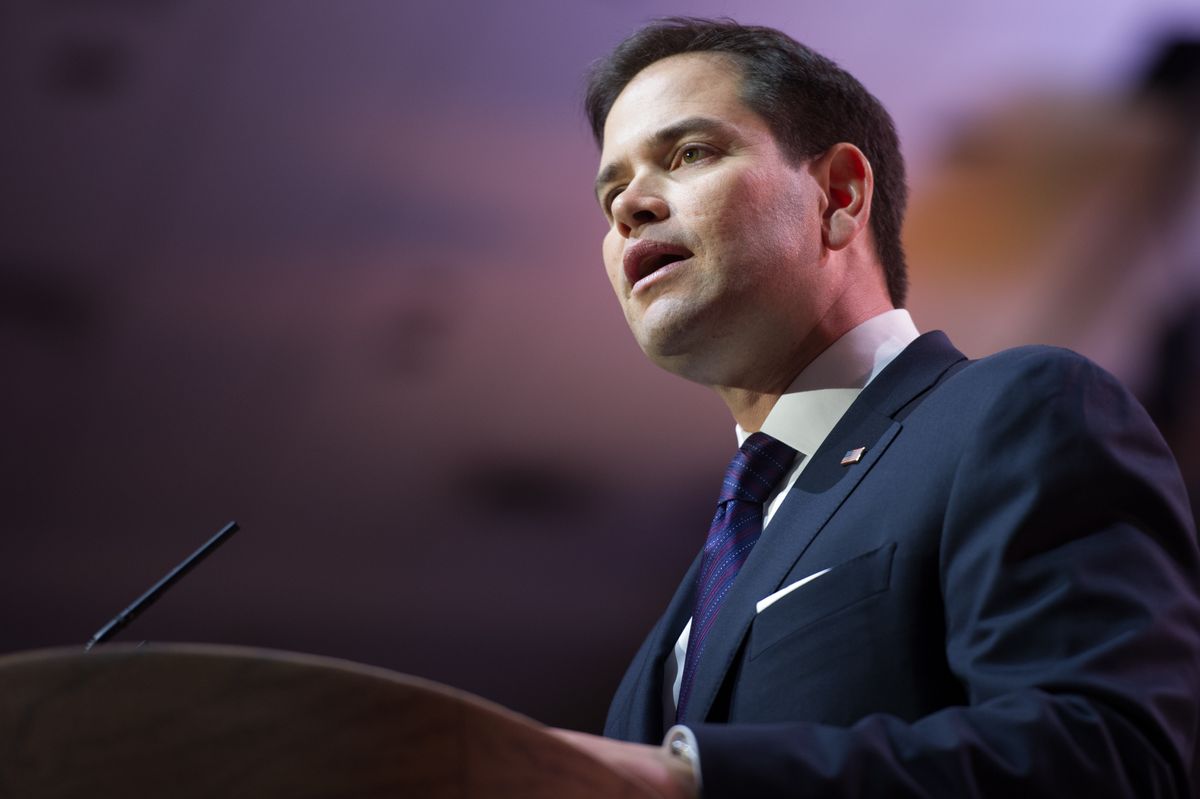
[605,332,1200,797]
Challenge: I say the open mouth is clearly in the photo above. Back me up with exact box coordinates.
[641,252,689,278]
[624,241,695,286]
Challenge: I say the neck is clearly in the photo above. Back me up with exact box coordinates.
[713,299,895,431]
[716,387,781,432]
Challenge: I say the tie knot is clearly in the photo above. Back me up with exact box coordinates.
[719,432,798,505]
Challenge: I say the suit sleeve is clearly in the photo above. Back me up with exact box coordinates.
[690,351,1200,798]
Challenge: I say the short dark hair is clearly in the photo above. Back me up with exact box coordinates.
[585,17,909,307]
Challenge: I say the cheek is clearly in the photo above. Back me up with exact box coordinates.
[602,231,623,292]
[689,169,768,243]
[719,172,815,257]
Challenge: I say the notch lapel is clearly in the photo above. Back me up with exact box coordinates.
[678,332,967,724]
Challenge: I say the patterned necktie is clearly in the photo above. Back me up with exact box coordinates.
[675,431,798,721]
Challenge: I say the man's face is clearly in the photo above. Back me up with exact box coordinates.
[595,52,830,389]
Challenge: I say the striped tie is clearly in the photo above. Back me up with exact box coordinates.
[675,431,798,721]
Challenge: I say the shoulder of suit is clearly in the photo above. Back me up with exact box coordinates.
[950,344,1120,392]
[917,344,1146,440]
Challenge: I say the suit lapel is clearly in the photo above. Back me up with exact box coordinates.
[679,331,966,724]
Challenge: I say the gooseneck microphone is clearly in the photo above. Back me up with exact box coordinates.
[84,521,241,651]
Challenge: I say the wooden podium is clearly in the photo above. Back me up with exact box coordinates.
[0,644,657,798]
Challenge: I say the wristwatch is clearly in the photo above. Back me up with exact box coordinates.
[663,724,702,785]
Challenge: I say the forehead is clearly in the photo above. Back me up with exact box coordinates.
[599,52,757,162]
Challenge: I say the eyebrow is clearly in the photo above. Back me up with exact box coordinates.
[593,116,739,203]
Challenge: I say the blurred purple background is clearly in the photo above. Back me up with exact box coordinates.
[3,1,1200,732]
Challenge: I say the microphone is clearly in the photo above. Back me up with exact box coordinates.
[84,521,241,651]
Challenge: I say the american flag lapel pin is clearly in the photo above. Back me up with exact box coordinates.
[840,446,866,466]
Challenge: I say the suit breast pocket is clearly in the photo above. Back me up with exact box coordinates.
[748,542,896,661]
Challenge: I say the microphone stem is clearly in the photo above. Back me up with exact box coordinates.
[85,521,241,651]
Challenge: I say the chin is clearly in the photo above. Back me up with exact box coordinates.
[629,296,753,378]
[634,320,694,363]
[637,335,725,386]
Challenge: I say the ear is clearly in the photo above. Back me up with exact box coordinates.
[814,143,873,251]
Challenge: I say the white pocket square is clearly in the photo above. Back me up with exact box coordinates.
[756,568,832,613]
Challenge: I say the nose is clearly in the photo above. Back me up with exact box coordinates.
[611,177,669,238]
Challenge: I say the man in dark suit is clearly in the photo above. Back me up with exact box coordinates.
[554,18,1200,798]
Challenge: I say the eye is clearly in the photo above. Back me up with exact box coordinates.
[675,144,714,168]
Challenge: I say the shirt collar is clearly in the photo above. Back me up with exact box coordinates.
[736,309,920,455]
